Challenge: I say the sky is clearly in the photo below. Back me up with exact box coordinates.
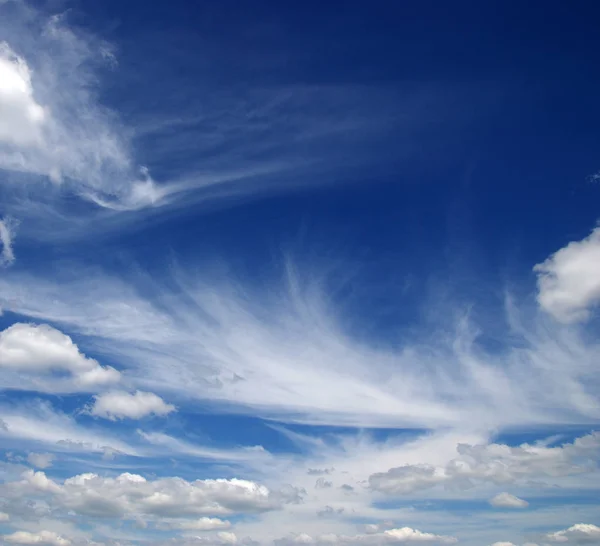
[0,1,600,545]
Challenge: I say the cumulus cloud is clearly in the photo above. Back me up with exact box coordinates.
[0,42,46,148]
[0,323,120,392]
[27,452,55,469]
[369,432,600,494]
[273,528,457,545]
[0,217,16,266]
[2,470,293,521]
[88,390,176,420]
[3,530,71,546]
[535,228,600,322]
[546,523,600,543]
[489,492,529,508]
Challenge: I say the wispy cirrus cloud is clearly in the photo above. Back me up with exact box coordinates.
[0,0,488,252]
[0,256,598,430]
[0,216,16,266]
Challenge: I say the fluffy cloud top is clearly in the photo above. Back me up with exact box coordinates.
[489,492,529,508]
[0,323,120,392]
[88,390,176,420]
[546,523,600,543]
[0,42,46,148]
[6,470,293,520]
[535,228,600,323]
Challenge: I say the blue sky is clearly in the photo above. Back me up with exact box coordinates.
[0,1,599,545]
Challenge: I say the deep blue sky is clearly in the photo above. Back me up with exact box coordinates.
[0,1,600,545]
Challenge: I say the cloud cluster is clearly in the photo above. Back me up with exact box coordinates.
[535,228,600,323]
[3,469,293,521]
[369,432,600,494]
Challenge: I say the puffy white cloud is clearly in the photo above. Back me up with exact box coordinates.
[88,390,175,420]
[546,523,600,543]
[27,452,55,469]
[3,530,70,546]
[273,528,457,545]
[0,217,16,266]
[488,492,529,508]
[0,511,9,521]
[0,323,120,392]
[369,432,600,494]
[535,228,600,323]
[2,470,293,521]
[0,42,46,148]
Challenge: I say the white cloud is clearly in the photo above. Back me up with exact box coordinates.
[546,523,600,543]
[369,432,600,494]
[0,217,16,266]
[138,430,271,464]
[0,5,150,209]
[273,527,457,545]
[0,42,46,148]
[27,452,55,469]
[0,511,9,521]
[2,470,293,521]
[88,390,176,420]
[489,492,529,509]
[2,264,599,430]
[0,399,137,456]
[165,517,232,531]
[0,323,121,392]
[534,227,600,322]
[3,530,71,546]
